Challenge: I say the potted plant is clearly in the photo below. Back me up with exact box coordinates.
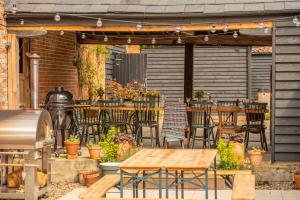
[295,162,300,190]
[247,146,265,166]
[217,139,239,170]
[87,141,102,160]
[64,134,80,159]
[195,90,205,101]
[97,87,105,100]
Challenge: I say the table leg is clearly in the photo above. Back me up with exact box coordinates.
[132,177,136,198]
[175,170,178,199]
[143,170,146,198]
[181,171,184,199]
[205,169,208,200]
[214,156,217,199]
[165,169,169,199]
[120,170,124,198]
[159,169,162,199]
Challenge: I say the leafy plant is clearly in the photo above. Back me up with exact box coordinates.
[86,140,100,148]
[248,146,265,153]
[217,139,239,170]
[99,127,119,162]
[65,134,80,142]
[195,90,205,100]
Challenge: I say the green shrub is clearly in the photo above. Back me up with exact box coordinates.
[65,134,79,142]
[99,127,119,162]
[217,139,239,170]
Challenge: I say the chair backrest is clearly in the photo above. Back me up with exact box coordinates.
[72,105,100,125]
[133,100,159,123]
[244,102,267,126]
[75,99,91,105]
[217,105,240,128]
[190,101,213,127]
[97,100,128,123]
[217,100,240,106]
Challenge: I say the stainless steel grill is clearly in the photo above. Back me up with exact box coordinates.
[0,109,53,200]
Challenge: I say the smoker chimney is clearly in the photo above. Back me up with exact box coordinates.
[27,53,40,109]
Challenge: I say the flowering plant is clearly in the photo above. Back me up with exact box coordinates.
[107,79,125,99]
[145,89,160,98]
[124,80,146,100]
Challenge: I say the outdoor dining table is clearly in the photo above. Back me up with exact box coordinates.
[119,148,218,200]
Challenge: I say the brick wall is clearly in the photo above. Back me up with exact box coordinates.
[30,31,80,103]
[0,0,7,109]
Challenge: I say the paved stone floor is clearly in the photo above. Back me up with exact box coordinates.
[59,187,300,200]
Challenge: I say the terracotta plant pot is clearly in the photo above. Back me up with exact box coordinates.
[88,146,102,160]
[84,171,100,187]
[229,141,245,165]
[248,150,264,166]
[295,174,300,190]
[64,141,80,159]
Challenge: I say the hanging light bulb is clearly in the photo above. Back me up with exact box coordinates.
[233,31,238,39]
[54,13,61,22]
[264,28,270,34]
[104,35,108,42]
[293,16,299,24]
[136,23,142,31]
[12,2,17,14]
[3,13,7,19]
[60,30,64,35]
[127,37,131,44]
[177,36,182,44]
[20,19,24,25]
[175,26,181,33]
[223,24,229,33]
[211,24,216,33]
[204,35,209,42]
[258,20,264,28]
[21,170,26,181]
[96,18,102,27]
[81,33,86,39]
[296,22,300,27]
[151,37,156,44]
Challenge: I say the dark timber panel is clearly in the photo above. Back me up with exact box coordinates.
[142,46,185,102]
[273,20,300,162]
[251,54,272,99]
[193,46,248,101]
[106,45,124,84]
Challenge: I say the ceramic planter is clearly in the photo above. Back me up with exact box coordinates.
[88,146,102,160]
[99,162,120,176]
[248,150,264,166]
[295,174,300,190]
[64,141,80,159]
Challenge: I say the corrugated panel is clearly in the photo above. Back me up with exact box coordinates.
[193,46,248,101]
[106,45,124,84]
[142,46,185,102]
[273,20,300,162]
[251,54,272,99]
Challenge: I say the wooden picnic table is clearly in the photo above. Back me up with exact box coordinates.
[119,149,218,200]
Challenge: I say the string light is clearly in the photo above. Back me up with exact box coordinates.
[293,16,299,24]
[60,30,64,35]
[136,23,142,31]
[177,36,182,44]
[20,19,24,25]
[233,31,238,38]
[211,24,217,33]
[127,37,131,44]
[54,13,61,22]
[204,35,209,42]
[264,28,270,34]
[296,22,300,27]
[96,18,103,27]
[104,35,108,42]
[258,20,264,28]
[175,26,181,33]
[81,33,86,39]
[223,24,229,33]
[12,2,17,14]
[151,37,156,44]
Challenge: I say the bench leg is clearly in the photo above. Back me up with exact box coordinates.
[165,169,169,199]
[143,170,146,198]
[205,169,208,200]
[158,169,162,199]
[120,170,124,198]
[214,156,217,199]
[181,171,184,199]
[175,170,178,199]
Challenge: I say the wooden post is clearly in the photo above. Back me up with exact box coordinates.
[184,44,194,100]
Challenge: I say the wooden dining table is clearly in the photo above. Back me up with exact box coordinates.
[119,148,218,200]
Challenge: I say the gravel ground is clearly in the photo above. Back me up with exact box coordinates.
[40,182,80,200]
[256,182,295,190]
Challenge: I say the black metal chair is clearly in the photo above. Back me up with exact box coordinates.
[217,100,240,106]
[189,101,215,148]
[244,102,268,151]
[133,100,160,148]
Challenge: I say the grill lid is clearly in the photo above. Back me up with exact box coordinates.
[44,86,74,106]
[0,109,53,149]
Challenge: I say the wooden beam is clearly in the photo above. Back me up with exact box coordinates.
[7,21,273,32]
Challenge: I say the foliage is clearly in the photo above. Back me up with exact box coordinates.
[229,133,244,143]
[99,127,119,162]
[145,89,160,98]
[248,146,265,153]
[265,112,271,120]
[217,139,239,170]
[86,140,101,148]
[114,132,136,145]
[97,87,105,99]
[195,90,205,99]
[65,134,80,142]
[107,79,125,99]
[75,45,110,99]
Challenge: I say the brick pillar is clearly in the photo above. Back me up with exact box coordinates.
[0,0,7,109]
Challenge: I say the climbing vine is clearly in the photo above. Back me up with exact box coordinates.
[75,45,110,99]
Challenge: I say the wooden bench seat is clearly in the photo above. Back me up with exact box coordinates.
[231,174,255,200]
[80,174,120,200]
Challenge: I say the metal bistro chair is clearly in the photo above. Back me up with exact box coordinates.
[216,105,244,143]
[98,100,129,134]
[190,101,215,148]
[244,102,268,151]
[133,100,160,148]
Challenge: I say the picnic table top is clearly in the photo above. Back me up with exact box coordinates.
[120,149,217,171]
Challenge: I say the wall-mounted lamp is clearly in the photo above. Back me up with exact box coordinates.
[113,53,122,67]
